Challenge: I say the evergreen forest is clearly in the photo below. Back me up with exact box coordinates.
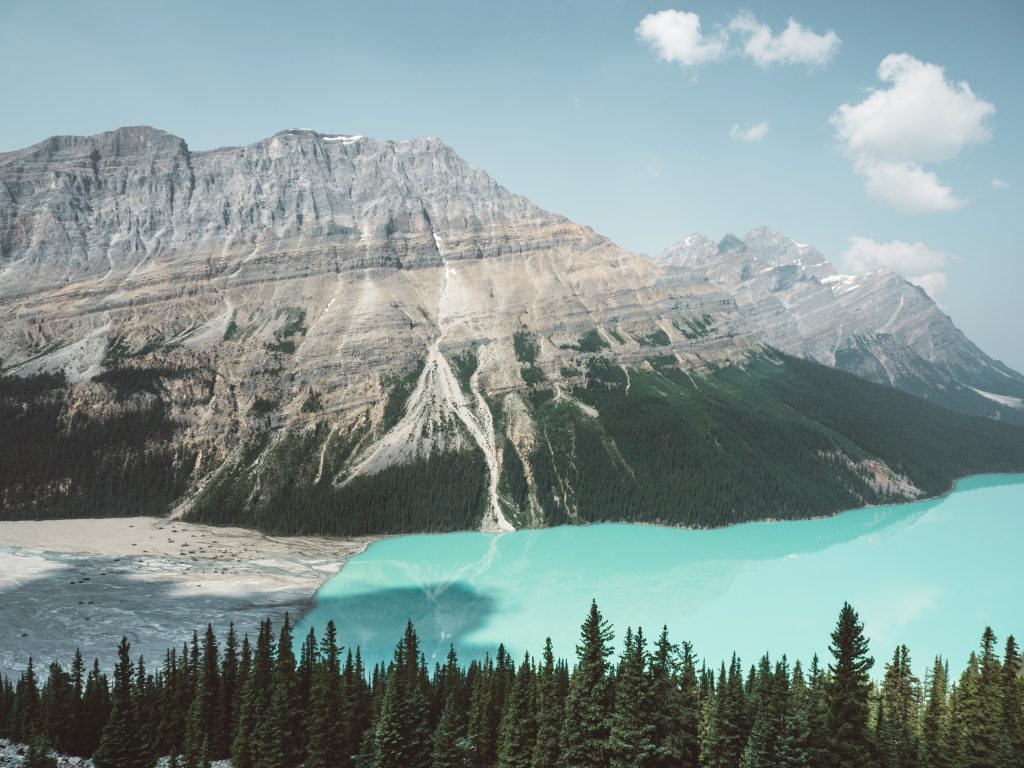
[1,602,1021,768]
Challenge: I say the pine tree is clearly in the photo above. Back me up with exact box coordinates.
[433,693,467,768]
[741,655,789,768]
[669,638,702,768]
[232,619,275,768]
[1002,636,1024,768]
[81,659,111,757]
[777,660,810,768]
[497,654,536,768]
[701,656,748,768]
[184,625,220,768]
[260,613,303,768]
[957,628,1012,768]
[66,648,87,756]
[307,620,353,768]
[183,695,211,768]
[532,638,562,768]
[93,637,150,768]
[372,621,432,768]
[219,623,239,759]
[467,655,498,768]
[558,600,614,768]
[609,627,660,768]
[919,657,949,768]
[348,648,373,757]
[875,645,920,768]
[39,660,74,753]
[11,657,40,743]
[135,656,156,765]
[826,602,875,768]
[802,654,831,768]
[436,645,466,731]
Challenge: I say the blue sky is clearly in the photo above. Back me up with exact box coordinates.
[2,0,1022,369]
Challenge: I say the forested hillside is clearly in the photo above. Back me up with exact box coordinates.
[185,350,1024,535]
[1,603,1020,768]
[3,349,1023,534]
[0,371,198,520]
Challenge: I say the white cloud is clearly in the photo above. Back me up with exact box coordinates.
[832,54,994,163]
[730,122,769,143]
[729,12,840,68]
[992,177,1009,190]
[841,236,952,299]
[635,10,727,67]
[832,54,995,213]
[856,159,966,213]
[636,10,838,70]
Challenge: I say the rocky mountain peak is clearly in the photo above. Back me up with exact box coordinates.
[654,226,1024,421]
[717,233,748,253]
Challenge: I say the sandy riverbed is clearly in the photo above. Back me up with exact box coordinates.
[0,517,377,677]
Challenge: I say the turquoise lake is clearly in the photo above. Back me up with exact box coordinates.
[296,475,1024,673]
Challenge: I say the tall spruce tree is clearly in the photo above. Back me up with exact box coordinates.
[701,656,748,768]
[260,613,303,768]
[609,627,660,768]
[433,692,467,768]
[957,628,1012,768]
[66,649,87,756]
[919,657,950,768]
[307,620,353,768]
[81,659,111,757]
[648,629,699,768]
[1002,636,1024,768]
[232,619,275,768]
[219,623,239,759]
[11,657,40,744]
[876,645,920,768]
[372,621,432,768]
[467,655,498,768]
[826,602,875,768]
[497,654,536,768]
[740,655,789,768]
[93,637,150,768]
[558,600,614,768]
[184,624,220,768]
[668,638,702,768]
[532,638,562,768]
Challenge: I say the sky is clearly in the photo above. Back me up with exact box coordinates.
[1,0,1022,369]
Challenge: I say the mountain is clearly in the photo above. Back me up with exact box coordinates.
[655,227,1024,423]
[1,128,1022,535]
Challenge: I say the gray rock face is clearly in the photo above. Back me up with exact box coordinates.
[656,226,1024,422]
[0,127,745,527]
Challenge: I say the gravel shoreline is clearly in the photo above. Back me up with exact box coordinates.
[0,517,376,677]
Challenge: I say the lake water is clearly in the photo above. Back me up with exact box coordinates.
[296,475,1024,673]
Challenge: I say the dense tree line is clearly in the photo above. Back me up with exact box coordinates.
[190,427,490,536]
[2,602,1021,768]
[5,346,1024,535]
[521,353,1024,528]
[0,372,197,521]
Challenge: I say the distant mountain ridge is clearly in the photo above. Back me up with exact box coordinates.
[1,127,1022,535]
[655,226,1024,423]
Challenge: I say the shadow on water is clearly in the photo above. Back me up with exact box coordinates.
[295,581,497,668]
